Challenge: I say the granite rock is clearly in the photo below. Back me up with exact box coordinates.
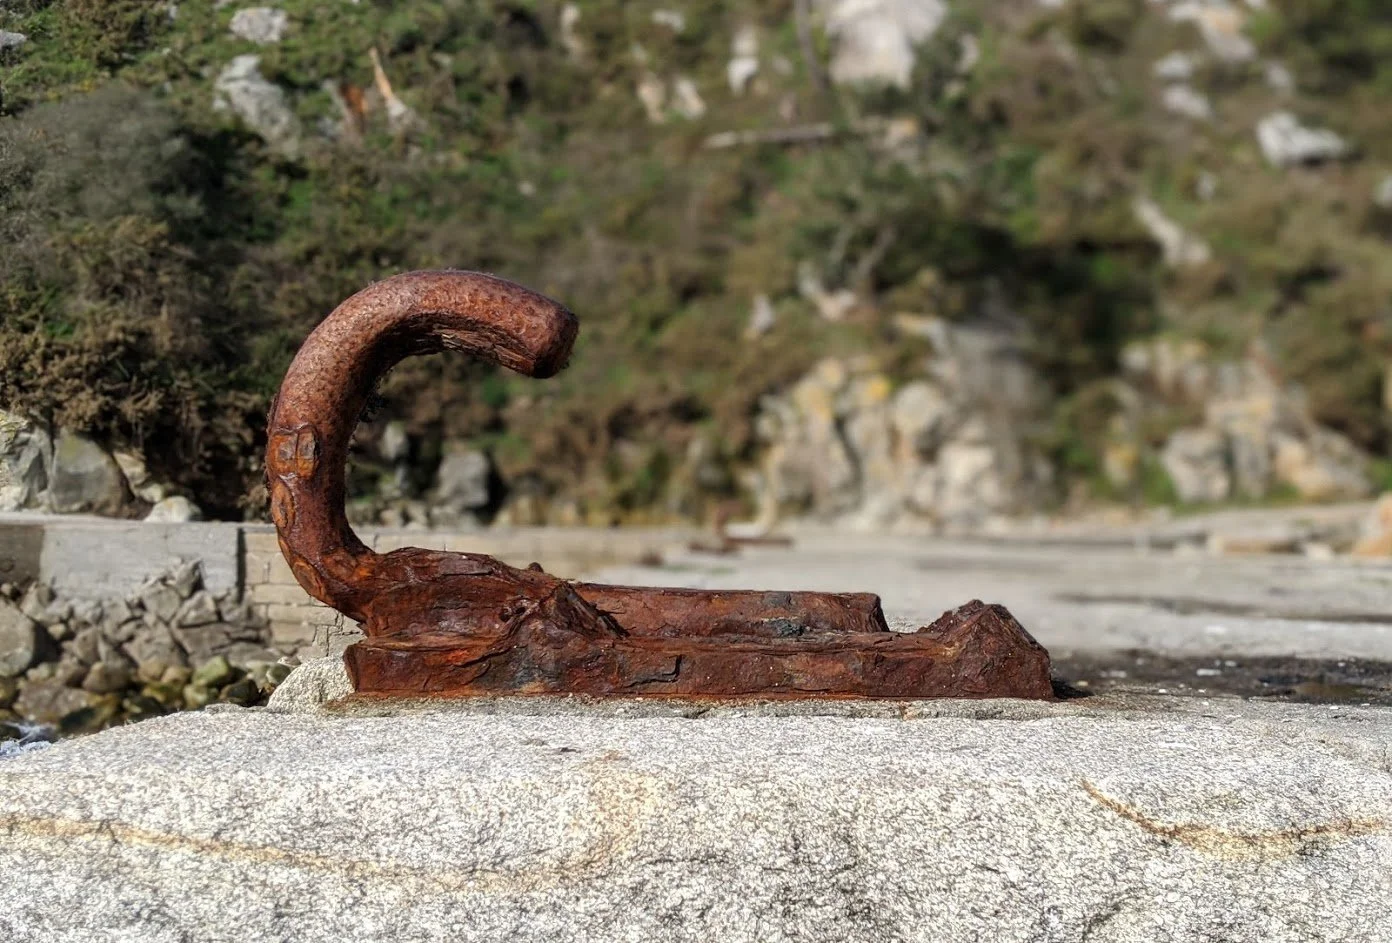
[229,7,288,44]
[265,655,353,711]
[48,430,132,515]
[821,0,947,89]
[0,599,50,678]
[0,700,1389,942]
[145,495,202,522]
[1257,111,1350,168]
[0,410,51,511]
[214,54,299,150]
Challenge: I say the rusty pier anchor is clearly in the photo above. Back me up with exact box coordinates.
[265,270,1053,700]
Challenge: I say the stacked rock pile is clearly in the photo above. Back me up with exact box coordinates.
[0,560,295,741]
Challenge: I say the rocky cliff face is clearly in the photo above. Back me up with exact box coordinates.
[1113,340,1372,506]
[750,317,1052,532]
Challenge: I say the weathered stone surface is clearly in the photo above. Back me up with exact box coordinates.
[214,54,299,150]
[1160,83,1213,122]
[219,641,282,670]
[727,24,759,93]
[431,443,491,514]
[2,701,1390,942]
[9,681,96,727]
[139,582,182,624]
[17,582,51,623]
[123,622,188,678]
[169,558,202,599]
[1134,197,1211,266]
[22,518,242,601]
[1352,493,1392,557]
[1161,427,1230,503]
[191,654,236,689]
[1164,1,1255,63]
[265,655,352,710]
[145,495,202,522]
[1257,111,1349,168]
[1152,51,1195,81]
[63,625,100,666]
[1272,428,1370,501]
[0,410,51,512]
[1135,345,1371,505]
[753,335,1048,530]
[0,600,48,677]
[229,7,288,44]
[81,660,131,695]
[176,590,221,627]
[47,431,131,515]
[113,449,152,492]
[821,0,947,89]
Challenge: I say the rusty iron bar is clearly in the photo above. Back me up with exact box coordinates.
[265,270,1053,699]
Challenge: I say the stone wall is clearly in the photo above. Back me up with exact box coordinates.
[0,514,684,657]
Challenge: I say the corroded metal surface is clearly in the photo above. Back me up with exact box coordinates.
[267,270,1053,699]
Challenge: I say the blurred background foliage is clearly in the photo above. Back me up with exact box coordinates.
[0,0,1389,519]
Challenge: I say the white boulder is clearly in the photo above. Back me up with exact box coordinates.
[214,55,300,150]
[1257,111,1349,168]
[821,0,948,89]
[228,7,288,44]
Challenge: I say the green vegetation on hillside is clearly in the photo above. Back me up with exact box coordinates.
[1,0,1389,519]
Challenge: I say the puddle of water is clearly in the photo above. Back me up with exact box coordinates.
[0,721,55,760]
[1054,653,1392,706]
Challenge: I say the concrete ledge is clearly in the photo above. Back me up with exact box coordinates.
[2,698,1389,942]
[0,514,691,657]
[0,514,243,598]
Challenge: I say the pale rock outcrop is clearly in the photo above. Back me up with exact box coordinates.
[1152,51,1196,82]
[727,25,760,94]
[1160,83,1213,122]
[1125,340,1371,505]
[753,318,1049,531]
[559,4,585,60]
[1374,175,1392,210]
[1133,197,1212,267]
[145,496,203,523]
[112,450,175,506]
[636,70,667,123]
[214,55,300,150]
[670,77,706,119]
[1264,61,1295,93]
[745,294,776,338]
[48,431,132,516]
[428,444,492,527]
[228,7,288,45]
[1257,111,1349,168]
[796,262,858,322]
[0,411,51,512]
[820,0,948,89]
[1352,493,1392,557]
[1164,1,1256,63]
[651,10,686,33]
[1161,427,1231,504]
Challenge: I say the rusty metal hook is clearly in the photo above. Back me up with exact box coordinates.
[267,270,1052,699]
